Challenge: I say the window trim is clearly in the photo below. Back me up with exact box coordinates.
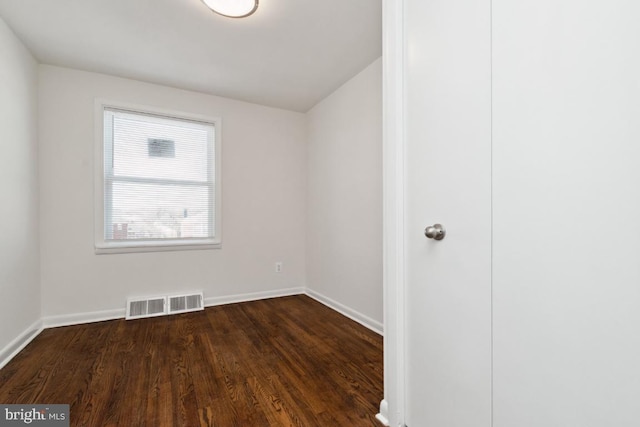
[94,99,222,254]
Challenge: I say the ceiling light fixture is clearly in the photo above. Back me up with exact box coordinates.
[202,0,259,18]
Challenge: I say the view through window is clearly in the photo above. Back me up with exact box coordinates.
[97,106,220,252]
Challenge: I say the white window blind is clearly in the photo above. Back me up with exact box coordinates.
[96,105,220,253]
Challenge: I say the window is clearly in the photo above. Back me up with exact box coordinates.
[95,101,221,253]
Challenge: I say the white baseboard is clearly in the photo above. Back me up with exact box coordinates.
[205,287,305,307]
[40,287,306,330]
[42,308,126,329]
[375,399,390,426]
[0,319,43,370]
[305,289,383,335]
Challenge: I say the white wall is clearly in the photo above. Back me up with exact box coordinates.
[39,65,307,320]
[306,57,383,329]
[0,17,40,354]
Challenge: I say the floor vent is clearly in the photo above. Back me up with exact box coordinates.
[126,296,167,320]
[126,292,204,320]
[168,293,204,315]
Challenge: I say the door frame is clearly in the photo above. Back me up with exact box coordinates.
[377,0,406,426]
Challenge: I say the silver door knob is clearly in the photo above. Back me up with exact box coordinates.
[424,224,446,240]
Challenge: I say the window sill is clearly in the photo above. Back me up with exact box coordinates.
[95,241,221,255]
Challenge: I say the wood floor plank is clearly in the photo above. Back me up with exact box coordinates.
[0,295,383,426]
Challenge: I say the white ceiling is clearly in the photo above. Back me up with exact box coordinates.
[0,0,382,112]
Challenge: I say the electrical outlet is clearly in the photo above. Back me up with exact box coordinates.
[275,262,283,273]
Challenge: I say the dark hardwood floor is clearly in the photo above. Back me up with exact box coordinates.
[0,295,383,426]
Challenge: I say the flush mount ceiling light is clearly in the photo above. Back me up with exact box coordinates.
[202,0,259,18]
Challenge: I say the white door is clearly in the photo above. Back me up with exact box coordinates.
[400,0,640,425]
[404,0,492,425]
[491,0,640,425]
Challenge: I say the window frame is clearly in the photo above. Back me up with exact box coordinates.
[94,99,222,254]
